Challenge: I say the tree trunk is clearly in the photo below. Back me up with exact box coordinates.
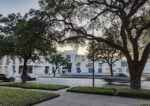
[128,61,144,89]
[21,58,28,83]
[53,71,56,77]
[130,72,141,89]
[109,64,113,76]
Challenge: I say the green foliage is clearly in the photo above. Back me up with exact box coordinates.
[0,13,57,60]
[0,82,69,90]
[68,86,150,99]
[141,105,150,106]
[0,13,57,82]
[50,53,67,66]
[87,41,122,62]
[67,86,117,96]
[117,87,150,99]
[0,35,15,58]
[0,87,59,106]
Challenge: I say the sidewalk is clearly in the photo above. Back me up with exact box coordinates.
[34,90,150,106]
[0,86,150,106]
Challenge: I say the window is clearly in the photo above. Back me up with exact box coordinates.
[106,68,110,73]
[86,63,92,67]
[76,68,81,73]
[0,59,2,65]
[76,63,81,66]
[126,68,129,73]
[13,66,16,73]
[98,68,102,73]
[6,58,10,65]
[75,55,80,62]
[67,63,72,72]
[98,63,103,67]
[121,61,128,67]
[66,55,71,63]
[45,66,49,74]
[88,68,93,73]
[82,56,86,61]
[19,66,32,74]
[13,58,15,65]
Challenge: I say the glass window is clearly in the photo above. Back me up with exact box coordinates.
[82,56,86,61]
[13,66,16,73]
[76,68,81,73]
[98,63,103,67]
[126,68,129,73]
[98,68,102,73]
[66,55,71,63]
[121,61,128,67]
[6,58,10,65]
[45,66,49,74]
[86,63,92,67]
[88,68,93,73]
[76,63,81,66]
[75,55,80,62]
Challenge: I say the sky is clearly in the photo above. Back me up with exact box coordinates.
[0,0,87,54]
[0,0,39,16]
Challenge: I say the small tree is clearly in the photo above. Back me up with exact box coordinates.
[50,53,67,77]
[0,13,56,83]
[0,35,15,58]
[87,41,122,76]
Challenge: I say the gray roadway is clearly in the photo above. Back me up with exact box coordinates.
[29,78,150,89]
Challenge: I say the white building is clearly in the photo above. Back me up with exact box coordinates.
[0,50,150,76]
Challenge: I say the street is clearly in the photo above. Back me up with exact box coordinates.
[16,77,150,89]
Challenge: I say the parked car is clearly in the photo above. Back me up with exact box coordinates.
[143,76,150,81]
[0,74,15,82]
[103,73,130,83]
[25,73,37,81]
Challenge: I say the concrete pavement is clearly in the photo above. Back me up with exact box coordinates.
[34,89,150,106]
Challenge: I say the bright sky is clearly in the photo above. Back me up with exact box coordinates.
[0,0,87,54]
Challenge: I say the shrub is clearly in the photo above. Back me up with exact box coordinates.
[0,82,69,90]
[67,86,117,95]
[117,87,150,99]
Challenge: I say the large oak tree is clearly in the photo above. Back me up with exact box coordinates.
[38,0,150,89]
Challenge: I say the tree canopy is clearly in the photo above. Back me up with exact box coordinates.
[37,0,150,89]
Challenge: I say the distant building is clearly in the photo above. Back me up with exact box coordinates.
[0,50,149,76]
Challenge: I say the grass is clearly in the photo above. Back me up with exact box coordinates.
[68,86,150,99]
[0,87,59,106]
[0,82,69,91]
[141,105,150,106]
[117,87,150,99]
[67,86,117,95]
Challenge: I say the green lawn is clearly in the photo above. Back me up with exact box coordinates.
[0,82,69,90]
[118,87,150,99]
[68,86,150,99]
[67,86,117,95]
[0,87,59,106]
[141,105,150,106]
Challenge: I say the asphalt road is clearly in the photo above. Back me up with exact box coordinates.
[25,77,150,89]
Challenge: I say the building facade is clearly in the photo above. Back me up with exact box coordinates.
[0,50,150,76]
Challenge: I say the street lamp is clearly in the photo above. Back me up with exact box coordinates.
[92,21,95,87]
[92,37,95,87]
